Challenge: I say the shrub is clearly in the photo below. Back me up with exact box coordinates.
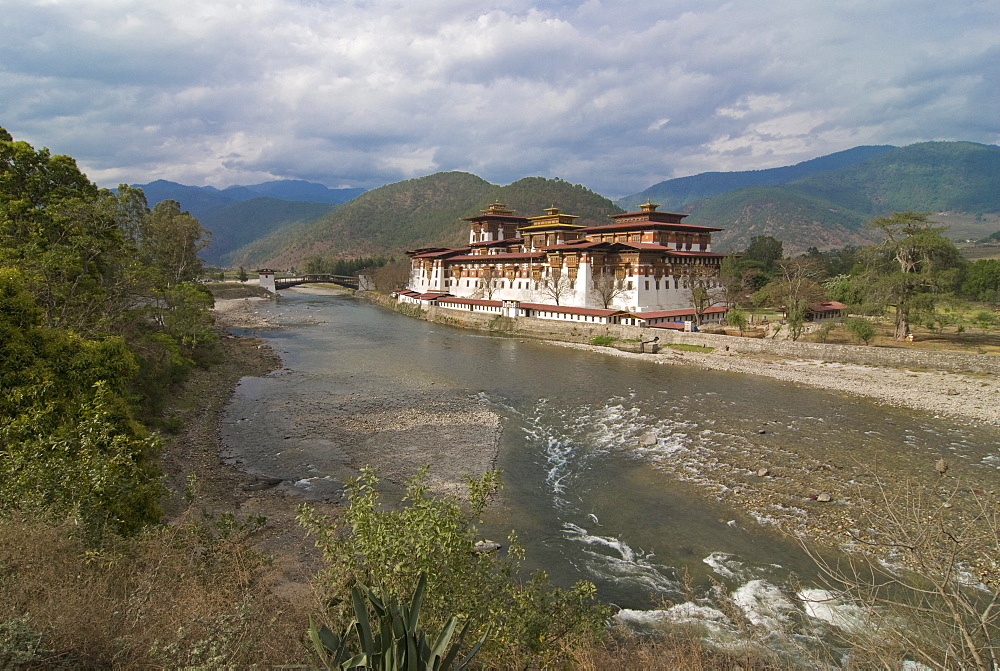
[812,322,836,343]
[803,477,1000,669]
[726,307,749,335]
[846,317,876,345]
[300,468,610,667]
[590,335,615,346]
[486,315,515,332]
[308,572,487,670]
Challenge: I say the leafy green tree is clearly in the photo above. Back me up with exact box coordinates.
[742,235,784,273]
[237,265,249,283]
[961,259,1000,304]
[846,317,877,345]
[0,269,163,534]
[0,128,151,334]
[803,244,863,278]
[972,310,996,333]
[142,200,210,285]
[726,306,749,334]
[862,211,964,340]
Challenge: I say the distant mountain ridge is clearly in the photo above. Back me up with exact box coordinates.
[227,173,624,268]
[679,141,1000,252]
[128,179,364,265]
[617,145,897,211]
[132,141,1000,267]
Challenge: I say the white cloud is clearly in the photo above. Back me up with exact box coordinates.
[1,0,997,197]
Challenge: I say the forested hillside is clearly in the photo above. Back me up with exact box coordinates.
[684,186,873,252]
[0,126,215,534]
[682,142,1000,252]
[198,198,333,265]
[229,173,623,268]
[617,145,896,211]
[787,141,1000,215]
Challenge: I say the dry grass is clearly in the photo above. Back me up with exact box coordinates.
[0,512,308,668]
[570,627,794,670]
[805,318,1000,354]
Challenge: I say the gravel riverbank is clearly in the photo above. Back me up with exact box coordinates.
[213,291,502,500]
[548,340,1000,425]
[544,340,1000,547]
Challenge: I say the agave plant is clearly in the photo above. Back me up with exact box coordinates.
[308,572,488,670]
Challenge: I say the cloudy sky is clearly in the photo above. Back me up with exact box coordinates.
[2,0,997,198]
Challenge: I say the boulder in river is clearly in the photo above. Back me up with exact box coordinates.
[473,540,502,554]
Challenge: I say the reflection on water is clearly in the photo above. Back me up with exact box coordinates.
[224,290,1000,643]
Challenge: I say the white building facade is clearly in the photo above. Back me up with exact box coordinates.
[407,201,725,313]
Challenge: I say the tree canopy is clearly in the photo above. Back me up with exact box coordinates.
[862,211,963,339]
[0,126,213,533]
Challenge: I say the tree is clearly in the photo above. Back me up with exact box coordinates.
[237,266,249,283]
[0,268,163,534]
[726,306,749,335]
[864,212,964,340]
[590,269,625,309]
[971,310,996,334]
[142,200,210,285]
[962,259,1000,305]
[761,258,826,341]
[717,253,756,308]
[742,235,784,273]
[803,476,1000,670]
[371,259,411,292]
[538,267,574,306]
[473,266,502,300]
[846,317,876,345]
[681,273,719,326]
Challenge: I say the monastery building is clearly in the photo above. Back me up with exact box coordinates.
[406,201,726,313]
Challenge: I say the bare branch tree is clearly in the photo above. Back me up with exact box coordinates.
[590,269,626,309]
[801,473,1000,669]
[472,265,501,300]
[372,259,412,292]
[538,267,574,306]
[681,273,720,325]
[760,258,826,340]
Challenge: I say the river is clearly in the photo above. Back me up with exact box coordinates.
[222,289,1000,647]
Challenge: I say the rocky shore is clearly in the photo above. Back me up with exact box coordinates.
[546,340,1000,547]
[213,291,502,501]
[549,340,1000,425]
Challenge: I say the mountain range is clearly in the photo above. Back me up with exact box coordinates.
[129,179,365,264]
[226,173,623,268]
[678,141,1000,251]
[133,141,1000,268]
[616,145,898,212]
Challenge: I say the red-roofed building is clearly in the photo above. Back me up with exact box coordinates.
[807,301,847,320]
[406,200,727,313]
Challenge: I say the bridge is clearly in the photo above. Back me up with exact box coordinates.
[273,274,360,290]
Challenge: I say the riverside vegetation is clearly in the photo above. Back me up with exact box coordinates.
[3,127,1000,668]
